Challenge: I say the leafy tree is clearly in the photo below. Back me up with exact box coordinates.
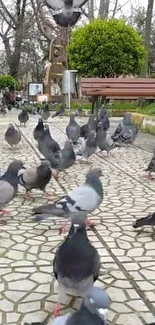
[0,75,17,88]
[67,18,146,77]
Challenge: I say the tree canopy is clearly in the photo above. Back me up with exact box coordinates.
[67,18,146,77]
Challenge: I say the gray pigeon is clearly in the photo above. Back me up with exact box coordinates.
[38,126,60,157]
[98,105,107,120]
[32,167,103,232]
[18,160,52,199]
[66,114,81,144]
[18,108,29,126]
[96,123,120,155]
[58,140,76,171]
[0,160,24,218]
[52,105,65,118]
[87,116,96,133]
[5,123,21,148]
[133,212,155,229]
[45,0,88,27]
[77,131,97,160]
[112,112,132,140]
[33,118,44,142]
[116,124,138,145]
[145,147,155,180]
[23,286,109,324]
[42,104,50,121]
[53,221,100,315]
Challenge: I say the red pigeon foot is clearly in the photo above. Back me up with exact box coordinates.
[53,303,61,317]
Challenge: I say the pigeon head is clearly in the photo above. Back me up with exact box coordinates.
[85,168,103,199]
[70,114,75,122]
[133,213,155,228]
[40,159,51,168]
[8,123,15,130]
[64,139,73,148]
[7,160,24,173]
[83,286,109,320]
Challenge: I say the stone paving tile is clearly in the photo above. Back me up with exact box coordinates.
[0,112,155,324]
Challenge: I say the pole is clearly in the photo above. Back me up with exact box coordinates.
[68,71,70,109]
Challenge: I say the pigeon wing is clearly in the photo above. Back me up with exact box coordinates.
[0,180,15,208]
[18,167,38,188]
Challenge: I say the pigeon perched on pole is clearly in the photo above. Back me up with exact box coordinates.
[45,0,89,27]
[23,286,109,325]
[18,160,52,200]
[5,123,21,148]
[53,221,100,316]
[66,114,81,144]
[0,160,24,219]
[18,108,29,126]
[33,118,44,142]
[52,105,65,118]
[145,147,155,180]
[32,167,103,233]
[133,212,155,230]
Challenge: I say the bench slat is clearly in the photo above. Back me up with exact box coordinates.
[83,89,155,96]
[81,78,155,84]
[81,83,155,89]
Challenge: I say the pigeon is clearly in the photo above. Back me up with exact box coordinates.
[53,221,100,316]
[45,0,88,27]
[96,123,120,156]
[0,160,24,218]
[87,116,97,133]
[18,160,52,199]
[23,286,109,325]
[5,123,21,148]
[42,104,50,121]
[133,212,155,229]
[77,131,97,159]
[52,105,65,118]
[115,124,138,145]
[80,123,89,140]
[18,108,29,126]
[145,147,155,180]
[99,114,110,132]
[66,114,81,144]
[75,105,82,116]
[32,167,103,232]
[112,112,132,140]
[0,106,7,115]
[38,126,60,158]
[98,105,107,120]
[33,118,44,142]
[58,140,76,171]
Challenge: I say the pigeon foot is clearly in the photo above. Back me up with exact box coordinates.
[146,174,152,181]
[53,303,61,317]
[0,209,10,216]
[87,219,95,230]
[24,192,31,200]
[59,224,67,235]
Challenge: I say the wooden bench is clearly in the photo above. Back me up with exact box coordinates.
[80,78,155,99]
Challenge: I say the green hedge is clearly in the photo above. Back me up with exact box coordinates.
[0,75,18,89]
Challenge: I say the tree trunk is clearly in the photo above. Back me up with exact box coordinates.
[141,0,154,76]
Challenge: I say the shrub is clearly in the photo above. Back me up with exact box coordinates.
[0,75,18,89]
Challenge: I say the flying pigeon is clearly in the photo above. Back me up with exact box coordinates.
[77,130,97,160]
[52,105,65,118]
[0,160,24,218]
[66,114,81,144]
[42,104,50,121]
[23,286,109,325]
[45,0,88,27]
[33,118,45,142]
[18,160,52,200]
[133,212,155,229]
[32,167,103,232]
[53,221,100,316]
[18,108,29,126]
[5,123,21,148]
[145,147,155,180]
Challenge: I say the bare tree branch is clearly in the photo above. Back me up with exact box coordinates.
[112,0,119,17]
[0,0,16,25]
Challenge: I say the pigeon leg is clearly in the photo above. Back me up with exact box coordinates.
[24,191,31,200]
[53,303,61,317]
[43,190,52,199]
[0,209,10,216]
[146,174,152,181]
[87,219,95,229]
[59,223,67,235]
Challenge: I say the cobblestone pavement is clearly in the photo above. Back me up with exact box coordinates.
[0,111,155,325]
